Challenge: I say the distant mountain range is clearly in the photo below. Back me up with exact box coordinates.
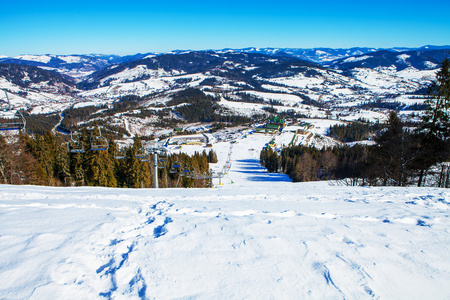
[228,45,450,65]
[1,46,449,82]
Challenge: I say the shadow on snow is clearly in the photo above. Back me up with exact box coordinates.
[234,159,292,182]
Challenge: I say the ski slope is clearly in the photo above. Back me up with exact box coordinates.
[0,133,449,299]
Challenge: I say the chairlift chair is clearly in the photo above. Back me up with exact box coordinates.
[187,168,197,179]
[0,118,25,131]
[0,90,26,132]
[172,159,181,168]
[90,127,108,151]
[135,148,148,160]
[169,159,181,174]
[91,136,109,151]
[114,145,126,159]
[158,160,166,169]
[158,152,168,162]
[68,131,85,153]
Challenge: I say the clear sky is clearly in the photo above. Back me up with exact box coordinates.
[1,0,449,56]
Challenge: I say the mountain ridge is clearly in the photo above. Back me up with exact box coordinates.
[1,45,449,82]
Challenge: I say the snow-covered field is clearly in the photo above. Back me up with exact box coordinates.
[1,134,449,299]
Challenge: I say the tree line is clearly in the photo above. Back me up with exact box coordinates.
[261,59,450,187]
[261,111,449,187]
[328,122,385,143]
[0,130,218,188]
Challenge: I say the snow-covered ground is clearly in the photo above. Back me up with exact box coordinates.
[1,134,449,299]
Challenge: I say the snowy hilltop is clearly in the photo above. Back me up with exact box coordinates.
[0,133,449,299]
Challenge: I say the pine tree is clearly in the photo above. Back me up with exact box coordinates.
[84,131,117,187]
[423,58,450,140]
[414,58,450,185]
[370,112,416,186]
[124,136,150,188]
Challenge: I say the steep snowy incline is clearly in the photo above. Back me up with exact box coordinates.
[0,134,449,299]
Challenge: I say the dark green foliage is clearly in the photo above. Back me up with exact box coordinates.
[328,122,385,143]
[358,99,428,111]
[200,78,219,86]
[169,88,251,125]
[366,113,412,186]
[232,93,265,104]
[359,100,404,111]
[262,106,277,113]
[168,88,219,122]
[423,58,450,140]
[204,149,218,163]
[260,147,280,173]
[23,113,61,135]
[60,105,105,130]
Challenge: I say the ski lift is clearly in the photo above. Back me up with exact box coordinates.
[68,131,85,153]
[187,168,197,179]
[114,144,127,159]
[0,89,26,132]
[90,127,109,151]
[135,147,148,161]
[169,159,181,174]
[157,151,168,169]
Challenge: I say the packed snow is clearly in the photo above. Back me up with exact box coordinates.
[1,133,449,299]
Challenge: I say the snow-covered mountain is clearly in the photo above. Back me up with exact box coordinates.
[0,46,448,136]
[1,132,449,299]
[330,49,449,71]
[0,53,156,81]
[2,46,448,82]
[227,47,384,64]
[232,45,449,64]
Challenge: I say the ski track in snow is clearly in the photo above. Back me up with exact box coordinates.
[0,134,449,299]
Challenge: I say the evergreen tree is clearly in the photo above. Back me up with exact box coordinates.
[124,136,150,188]
[369,112,416,186]
[423,58,450,140]
[414,58,450,186]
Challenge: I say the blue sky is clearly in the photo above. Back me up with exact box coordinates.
[1,0,449,56]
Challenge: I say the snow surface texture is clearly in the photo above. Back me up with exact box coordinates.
[1,133,449,299]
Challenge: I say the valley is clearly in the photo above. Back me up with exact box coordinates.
[1,47,447,140]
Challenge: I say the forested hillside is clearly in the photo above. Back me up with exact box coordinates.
[0,63,74,88]
[0,131,217,188]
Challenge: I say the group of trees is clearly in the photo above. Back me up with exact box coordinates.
[261,144,368,184]
[328,122,385,143]
[262,111,449,187]
[169,88,252,124]
[261,59,450,187]
[0,130,217,188]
